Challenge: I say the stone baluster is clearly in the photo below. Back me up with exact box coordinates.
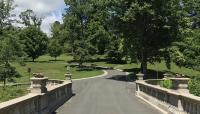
[178,97,184,112]
[197,104,200,114]
[136,83,140,96]
[193,103,197,114]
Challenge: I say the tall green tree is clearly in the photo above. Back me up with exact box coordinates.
[19,26,48,62]
[0,35,23,87]
[110,0,185,75]
[48,40,63,60]
[63,0,110,65]
[19,9,42,28]
[0,0,14,35]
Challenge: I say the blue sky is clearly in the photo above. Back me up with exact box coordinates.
[13,0,67,35]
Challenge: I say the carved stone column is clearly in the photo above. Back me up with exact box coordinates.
[170,78,190,93]
[30,73,48,93]
[136,73,144,80]
[65,72,72,81]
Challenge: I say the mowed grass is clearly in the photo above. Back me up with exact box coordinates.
[12,54,103,83]
[0,86,29,103]
[9,54,200,83]
[119,62,200,77]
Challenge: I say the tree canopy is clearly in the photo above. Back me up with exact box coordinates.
[19,26,48,62]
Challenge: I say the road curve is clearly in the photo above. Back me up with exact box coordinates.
[56,70,161,114]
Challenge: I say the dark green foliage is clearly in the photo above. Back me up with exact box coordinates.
[160,79,172,89]
[19,26,48,62]
[62,0,111,65]
[106,36,124,62]
[172,29,200,71]
[188,77,200,96]
[0,35,23,87]
[48,40,63,60]
[0,63,20,87]
[111,0,184,74]
[0,0,14,34]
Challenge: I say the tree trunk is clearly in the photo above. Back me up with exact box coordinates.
[140,61,147,75]
[55,57,57,61]
[140,52,147,78]
[32,58,35,62]
[3,78,6,89]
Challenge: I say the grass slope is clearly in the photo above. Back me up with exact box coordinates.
[12,54,103,83]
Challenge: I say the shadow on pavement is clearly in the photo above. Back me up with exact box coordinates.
[106,74,136,82]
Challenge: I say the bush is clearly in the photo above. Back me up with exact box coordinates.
[160,79,172,89]
[188,77,200,96]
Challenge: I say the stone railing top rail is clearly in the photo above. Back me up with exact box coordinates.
[47,79,65,84]
[47,80,71,91]
[137,80,180,95]
[0,80,72,109]
[0,93,38,109]
[136,80,200,101]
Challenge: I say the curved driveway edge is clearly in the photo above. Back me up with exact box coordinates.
[72,70,108,81]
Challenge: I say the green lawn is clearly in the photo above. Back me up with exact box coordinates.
[8,54,200,83]
[0,86,28,103]
[12,54,103,83]
[119,62,200,77]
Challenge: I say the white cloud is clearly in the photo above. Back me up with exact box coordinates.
[13,0,66,35]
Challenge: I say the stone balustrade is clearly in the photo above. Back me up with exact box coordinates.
[0,75,72,114]
[136,80,200,114]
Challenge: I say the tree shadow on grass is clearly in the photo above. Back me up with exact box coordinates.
[25,59,65,63]
[49,60,65,62]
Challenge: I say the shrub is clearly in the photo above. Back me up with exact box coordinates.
[160,79,172,89]
[188,77,200,96]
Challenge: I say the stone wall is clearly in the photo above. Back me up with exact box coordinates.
[0,80,72,114]
[136,80,200,114]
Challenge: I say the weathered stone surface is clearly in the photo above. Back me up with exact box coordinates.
[136,73,144,80]
[0,80,72,114]
[170,78,190,93]
[136,80,200,114]
[30,77,48,93]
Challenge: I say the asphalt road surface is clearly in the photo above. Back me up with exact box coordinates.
[56,70,161,114]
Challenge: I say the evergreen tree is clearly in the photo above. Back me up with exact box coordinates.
[0,35,23,87]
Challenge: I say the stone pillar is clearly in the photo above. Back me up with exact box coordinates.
[65,73,72,81]
[170,78,190,93]
[30,73,48,93]
[163,73,171,79]
[136,73,144,80]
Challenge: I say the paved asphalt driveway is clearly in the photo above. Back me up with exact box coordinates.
[56,70,161,114]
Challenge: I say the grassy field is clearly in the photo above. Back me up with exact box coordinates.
[12,54,103,83]
[8,54,200,83]
[119,62,200,78]
[0,86,28,103]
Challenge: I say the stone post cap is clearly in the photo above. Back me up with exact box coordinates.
[136,73,144,76]
[33,73,45,78]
